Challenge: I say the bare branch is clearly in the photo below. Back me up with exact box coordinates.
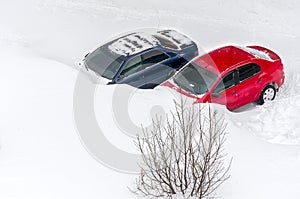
[133,100,231,199]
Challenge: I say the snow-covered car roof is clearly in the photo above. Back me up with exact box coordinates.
[107,29,194,56]
[155,29,193,49]
[108,32,159,56]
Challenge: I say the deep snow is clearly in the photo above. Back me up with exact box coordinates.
[1,0,300,198]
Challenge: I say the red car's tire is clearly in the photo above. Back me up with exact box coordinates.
[257,84,276,105]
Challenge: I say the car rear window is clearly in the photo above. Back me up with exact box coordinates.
[238,46,272,61]
[153,35,179,50]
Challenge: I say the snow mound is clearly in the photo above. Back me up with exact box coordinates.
[0,29,26,46]
[230,73,300,146]
[1,0,300,198]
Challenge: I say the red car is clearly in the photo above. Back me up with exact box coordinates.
[161,45,284,110]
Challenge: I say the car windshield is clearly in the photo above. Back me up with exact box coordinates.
[173,62,218,95]
[84,47,124,80]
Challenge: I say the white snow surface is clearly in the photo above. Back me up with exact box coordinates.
[1,0,300,199]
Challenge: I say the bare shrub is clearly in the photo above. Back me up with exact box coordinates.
[134,100,231,199]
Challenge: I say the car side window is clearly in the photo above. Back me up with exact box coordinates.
[213,71,236,93]
[142,50,170,67]
[120,55,142,78]
[238,63,260,82]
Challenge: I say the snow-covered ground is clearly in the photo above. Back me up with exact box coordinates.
[1,0,300,198]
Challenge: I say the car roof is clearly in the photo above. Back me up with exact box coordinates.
[193,45,255,74]
[106,29,193,57]
[107,32,159,56]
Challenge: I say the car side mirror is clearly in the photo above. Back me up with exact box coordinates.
[210,92,221,98]
[84,53,90,58]
[78,61,89,71]
[118,74,126,80]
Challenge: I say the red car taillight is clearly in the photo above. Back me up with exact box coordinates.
[277,60,283,70]
[281,71,285,84]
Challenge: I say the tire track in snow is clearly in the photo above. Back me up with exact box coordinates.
[230,72,300,146]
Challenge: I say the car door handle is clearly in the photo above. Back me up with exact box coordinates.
[257,78,261,83]
[232,91,236,94]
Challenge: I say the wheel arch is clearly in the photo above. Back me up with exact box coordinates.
[255,81,277,101]
[269,82,279,91]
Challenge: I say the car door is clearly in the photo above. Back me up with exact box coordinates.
[115,55,144,85]
[116,49,171,88]
[129,49,174,88]
[138,49,172,88]
[210,70,240,110]
[235,63,261,107]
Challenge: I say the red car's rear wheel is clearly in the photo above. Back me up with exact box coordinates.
[257,84,276,105]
